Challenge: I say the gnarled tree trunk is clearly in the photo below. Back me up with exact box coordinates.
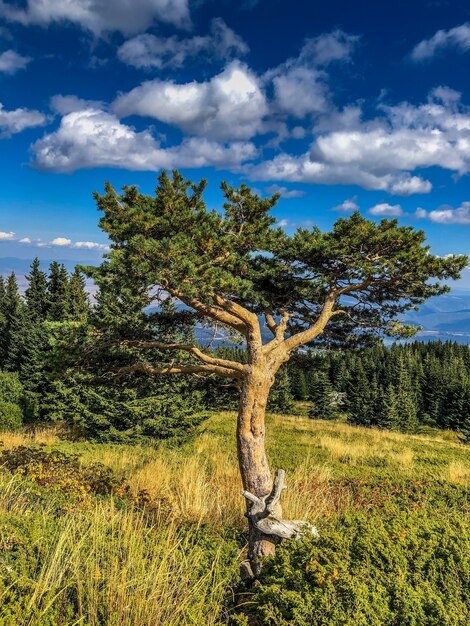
[237,364,319,577]
[237,372,278,575]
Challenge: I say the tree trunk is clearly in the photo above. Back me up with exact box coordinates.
[237,371,279,576]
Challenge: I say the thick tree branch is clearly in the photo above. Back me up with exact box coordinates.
[167,289,248,336]
[114,362,240,379]
[119,340,246,374]
[284,293,337,352]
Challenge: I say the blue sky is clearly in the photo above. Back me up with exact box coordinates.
[0,0,470,286]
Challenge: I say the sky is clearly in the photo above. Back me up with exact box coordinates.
[0,0,470,287]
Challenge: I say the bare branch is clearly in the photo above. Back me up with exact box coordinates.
[168,289,248,336]
[264,469,286,513]
[284,292,337,352]
[119,340,246,375]
[114,362,240,379]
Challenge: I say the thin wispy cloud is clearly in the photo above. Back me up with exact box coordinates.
[411,23,470,61]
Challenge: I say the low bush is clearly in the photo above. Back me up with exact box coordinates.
[0,445,123,499]
[0,401,22,430]
[233,502,470,626]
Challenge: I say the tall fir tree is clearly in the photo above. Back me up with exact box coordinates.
[47,262,69,321]
[66,268,89,322]
[308,371,338,420]
[25,258,49,322]
[2,274,26,372]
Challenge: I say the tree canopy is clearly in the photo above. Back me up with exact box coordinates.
[89,170,467,369]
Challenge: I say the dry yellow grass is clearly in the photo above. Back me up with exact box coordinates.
[2,412,468,532]
[123,412,469,526]
[0,426,59,449]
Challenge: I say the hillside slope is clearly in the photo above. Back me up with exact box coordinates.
[0,413,469,625]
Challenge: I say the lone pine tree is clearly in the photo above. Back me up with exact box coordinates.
[88,170,467,574]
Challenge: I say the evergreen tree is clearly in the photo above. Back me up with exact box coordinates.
[47,262,69,321]
[86,170,466,567]
[2,274,26,372]
[290,367,308,400]
[395,357,419,432]
[268,366,294,413]
[25,258,49,322]
[308,371,338,420]
[66,268,89,322]
[382,384,400,430]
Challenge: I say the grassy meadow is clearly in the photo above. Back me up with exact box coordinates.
[0,411,469,625]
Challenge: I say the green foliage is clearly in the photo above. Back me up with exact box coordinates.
[1,445,123,496]
[289,342,470,439]
[308,371,339,420]
[0,402,22,430]
[0,371,24,429]
[234,502,470,626]
[91,172,466,348]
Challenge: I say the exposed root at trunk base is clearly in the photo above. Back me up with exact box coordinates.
[241,469,319,577]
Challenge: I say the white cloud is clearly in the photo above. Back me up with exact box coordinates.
[272,66,330,117]
[250,153,432,195]
[0,0,191,35]
[249,87,470,195]
[73,241,109,250]
[0,50,30,73]
[368,203,403,217]
[0,231,15,240]
[31,108,257,172]
[118,18,248,70]
[266,31,358,119]
[19,237,31,244]
[51,237,72,246]
[113,62,267,141]
[332,197,359,212]
[0,102,47,136]
[414,207,427,219]
[411,23,470,61]
[265,184,305,198]
[299,30,360,66]
[50,94,105,114]
[427,201,470,224]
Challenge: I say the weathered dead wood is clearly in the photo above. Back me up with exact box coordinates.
[241,469,319,541]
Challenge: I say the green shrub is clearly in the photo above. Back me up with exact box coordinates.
[0,371,24,429]
[0,446,123,498]
[0,401,22,430]
[0,371,23,405]
[234,505,470,626]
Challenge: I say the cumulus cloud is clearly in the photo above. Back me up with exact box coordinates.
[332,197,359,212]
[118,18,248,70]
[368,203,403,216]
[73,241,109,250]
[50,94,105,114]
[271,66,330,118]
[114,62,267,141]
[51,237,72,246]
[0,0,191,36]
[427,201,470,224]
[0,102,47,136]
[249,153,432,195]
[0,231,15,240]
[0,50,30,73]
[265,184,305,198]
[248,87,470,194]
[414,207,427,219]
[266,31,358,119]
[18,237,31,244]
[31,108,257,172]
[411,23,470,61]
